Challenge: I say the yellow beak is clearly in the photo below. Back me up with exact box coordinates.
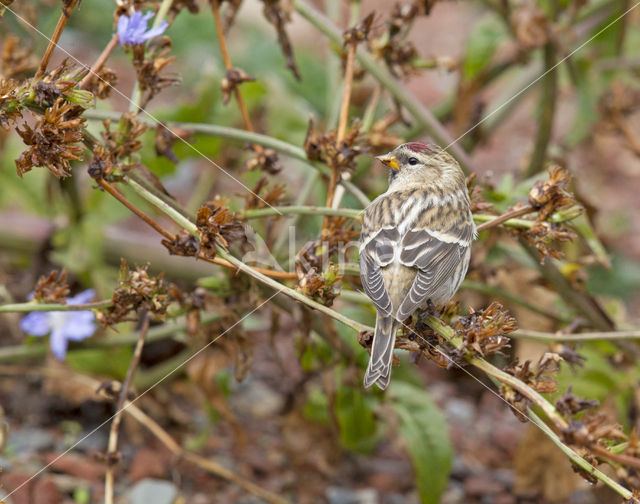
[376,154,399,170]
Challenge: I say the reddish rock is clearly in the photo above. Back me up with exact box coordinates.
[464,474,504,496]
[44,453,106,481]
[128,448,169,483]
[33,476,62,504]
[2,472,34,504]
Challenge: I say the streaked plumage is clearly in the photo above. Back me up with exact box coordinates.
[359,142,476,389]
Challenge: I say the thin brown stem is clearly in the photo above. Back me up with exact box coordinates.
[102,178,297,279]
[79,34,119,89]
[475,205,534,232]
[211,0,255,133]
[35,0,79,79]
[324,41,356,231]
[98,179,176,241]
[592,444,640,471]
[104,314,151,504]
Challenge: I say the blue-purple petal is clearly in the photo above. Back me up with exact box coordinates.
[62,311,96,341]
[142,21,168,41]
[50,327,70,361]
[20,312,51,337]
[68,289,95,305]
[117,10,168,45]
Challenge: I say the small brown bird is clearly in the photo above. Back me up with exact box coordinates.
[359,142,476,389]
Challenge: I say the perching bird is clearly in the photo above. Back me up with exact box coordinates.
[359,142,476,389]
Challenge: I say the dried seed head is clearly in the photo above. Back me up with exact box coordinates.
[220,67,255,105]
[98,259,171,327]
[243,176,286,210]
[32,269,70,303]
[196,199,246,255]
[15,99,86,178]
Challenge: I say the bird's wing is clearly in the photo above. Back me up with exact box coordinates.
[358,193,405,317]
[395,197,475,320]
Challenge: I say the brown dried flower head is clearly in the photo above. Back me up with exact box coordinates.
[243,145,281,174]
[83,68,118,100]
[15,99,86,178]
[196,199,246,256]
[161,230,199,257]
[296,263,343,307]
[244,176,286,210]
[304,116,364,177]
[555,388,599,417]
[132,36,180,108]
[96,260,170,327]
[89,113,149,179]
[32,269,70,304]
[454,301,516,357]
[220,67,255,105]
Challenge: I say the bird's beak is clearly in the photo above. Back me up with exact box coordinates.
[376,153,399,170]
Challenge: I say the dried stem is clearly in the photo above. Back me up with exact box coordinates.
[79,34,119,89]
[324,41,356,220]
[211,0,255,133]
[0,300,112,313]
[99,179,176,241]
[35,0,79,78]
[104,314,151,504]
[103,177,297,279]
[512,328,640,341]
[84,110,372,207]
[475,205,534,232]
[293,0,475,174]
[0,365,291,504]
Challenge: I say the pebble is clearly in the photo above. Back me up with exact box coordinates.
[127,479,178,504]
[326,486,378,504]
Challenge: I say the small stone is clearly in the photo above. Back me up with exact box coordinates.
[127,479,178,504]
[326,486,378,504]
[464,474,504,496]
[8,428,55,457]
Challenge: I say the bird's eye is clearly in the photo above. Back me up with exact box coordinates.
[408,157,419,166]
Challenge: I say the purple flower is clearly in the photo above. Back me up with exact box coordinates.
[20,289,96,361]
[117,11,168,46]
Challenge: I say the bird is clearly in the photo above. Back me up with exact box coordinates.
[358,142,476,390]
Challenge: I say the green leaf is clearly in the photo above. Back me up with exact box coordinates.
[66,346,134,380]
[335,384,378,452]
[390,382,453,504]
[462,14,508,81]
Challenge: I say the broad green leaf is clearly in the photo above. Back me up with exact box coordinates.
[462,14,508,80]
[66,346,134,380]
[335,384,378,453]
[390,382,453,504]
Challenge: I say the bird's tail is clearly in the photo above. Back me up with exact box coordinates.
[364,313,400,390]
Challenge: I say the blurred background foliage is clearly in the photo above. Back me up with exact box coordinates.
[1,0,640,503]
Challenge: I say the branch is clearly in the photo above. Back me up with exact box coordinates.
[512,328,640,342]
[0,300,112,313]
[79,34,120,89]
[35,0,79,78]
[105,314,151,504]
[292,0,475,174]
[83,110,371,208]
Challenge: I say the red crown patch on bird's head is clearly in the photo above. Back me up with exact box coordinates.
[405,142,437,154]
